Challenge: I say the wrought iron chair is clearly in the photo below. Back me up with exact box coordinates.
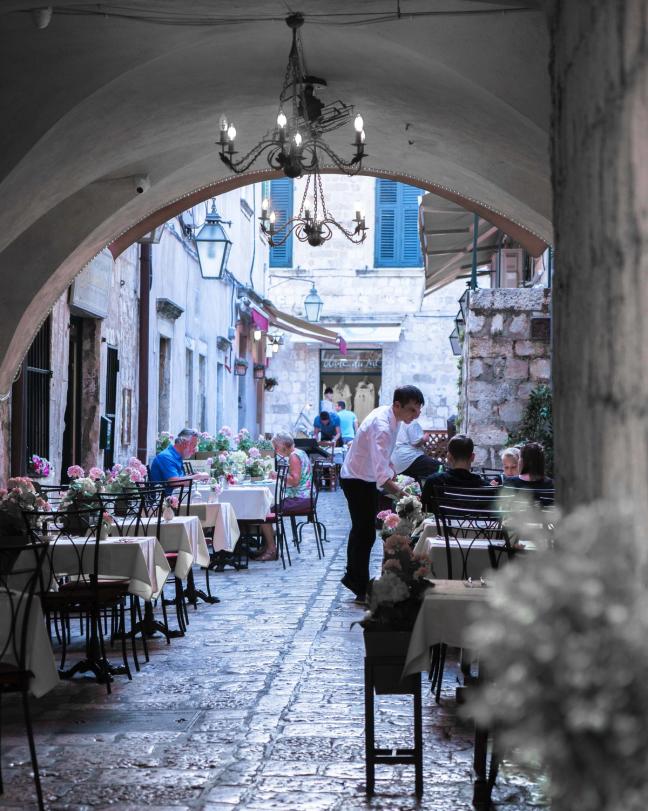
[283,460,326,559]
[0,539,49,811]
[24,505,132,693]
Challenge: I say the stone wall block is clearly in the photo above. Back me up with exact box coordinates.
[509,314,530,337]
[530,358,551,381]
[490,313,504,335]
[504,358,529,380]
[467,314,486,334]
[498,400,524,423]
[469,337,509,358]
[514,340,543,358]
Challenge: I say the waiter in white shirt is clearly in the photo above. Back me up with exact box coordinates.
[340,385,425,602]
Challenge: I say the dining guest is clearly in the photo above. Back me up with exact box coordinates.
[313,410,341,444]
[335,400,358,444]
[391,419,441,480]
[149,428,209,493]
[340,385,425,603]
[320,386,336,416]
[421,434,484,510]
[503,442,553,493]
[489,446,521,485]
[254,432,313,561]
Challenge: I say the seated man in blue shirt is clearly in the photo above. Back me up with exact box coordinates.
[149,428,209,493]
[313,410,341,444]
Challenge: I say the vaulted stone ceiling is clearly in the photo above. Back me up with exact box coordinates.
[0,0,549,393]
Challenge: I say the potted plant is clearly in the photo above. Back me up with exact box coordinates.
[194,432,216,459]
[27,454,53,482]
[360,495,433,693]
[264,376,278,392]
[156,431,174,453]
[235,428,254,453]
[255,436,275,458]
[214,426,233,452]
[245,448,271,481]
[0,477,50,541]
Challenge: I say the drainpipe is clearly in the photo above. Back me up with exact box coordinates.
[137,243,151,464]
[470,213,479,291]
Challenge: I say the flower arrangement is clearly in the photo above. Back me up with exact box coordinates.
[99,511,115,539]
[0,477,49,536]
[207,478,223,495]
[224,450,247,476]
[377,493,425,540]
[210,452,230,478]
[27,454,52,478]
[61,475,101,510]
[465,501,648,811]
[361,533,434,630]
[235,428,254,453]
[162,495,178,521]
[156,431,174,453]
[105,457,147,494]
[255,436,274,453]
[245,451,272,478]
[214,426,233,452]
[197,432,216,452]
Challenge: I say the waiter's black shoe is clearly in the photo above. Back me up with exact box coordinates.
[341,573,365,600]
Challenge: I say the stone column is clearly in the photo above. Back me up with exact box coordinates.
[550,0,648,514]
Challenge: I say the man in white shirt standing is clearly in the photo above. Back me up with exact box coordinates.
[391,420,441,481]
[340,385,425,602]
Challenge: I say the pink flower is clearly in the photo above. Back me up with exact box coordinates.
[129,469,143,483]
[413,564,431,580]
[383,534,412,555]
[88,466,104,481]
[383,513,400,529]
[102,512,115,524]
[67,465,85,479]
[383,558,402,573]
[218,453,228,463]
[377,509,392,521]
[0,488,7,498]
[35,497,49,510]
[165,495,179,509]
[220,426,232,437]
[206,457,213,465]
[248,447,261,459]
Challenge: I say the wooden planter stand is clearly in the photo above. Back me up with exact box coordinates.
[363,629,423,797]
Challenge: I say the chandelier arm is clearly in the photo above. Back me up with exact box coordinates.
[326,218,368,244]
[267,219,301,248]
[312,141,364,175]
[220,137,281,174]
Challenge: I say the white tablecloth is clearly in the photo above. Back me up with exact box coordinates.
[181,502,241,552]
[110,514,209,580]
[44,536,170,601]
[0,593,59,697]
[413,519,533,580]
[403,580,489,677]
[215,485,274,521]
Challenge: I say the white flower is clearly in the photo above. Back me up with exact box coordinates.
[369,571,410,612]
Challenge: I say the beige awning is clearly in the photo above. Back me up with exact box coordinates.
[264,303,346,350]
[420,192,500,295]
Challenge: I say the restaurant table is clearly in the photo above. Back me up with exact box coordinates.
[182,500,241,552]
[215,484,274,521]
[0,592,59,697]
[413,519,534,580]
[112,515,209,580]
[15,536,170,601]
[403,580,497,809]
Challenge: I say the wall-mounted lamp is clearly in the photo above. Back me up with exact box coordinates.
[233,357,249,376]
[253,328,262,341]
[253,363,266,380]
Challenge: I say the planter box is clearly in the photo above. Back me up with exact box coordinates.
[193,451,214,460]
[363,629,412,695]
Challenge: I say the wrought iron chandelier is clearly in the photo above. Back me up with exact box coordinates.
[259,169,367,248]
[218,13,366,178]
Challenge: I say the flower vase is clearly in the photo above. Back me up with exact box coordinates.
[100,524,110,540]
[162,506,175,522]
[363,628,412,695]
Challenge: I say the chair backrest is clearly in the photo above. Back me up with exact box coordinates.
[167,477,193,515]
[437,501,512,580]
[0,539,49,675]
[23,506,103,590]
[183,461,194,475]
[273,463,289,516]
[318,440,336,460]
[502,485,555,507]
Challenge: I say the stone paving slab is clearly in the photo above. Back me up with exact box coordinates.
[0,490,547,810]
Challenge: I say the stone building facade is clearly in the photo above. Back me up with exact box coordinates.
[462,287,552,468]
[263,175,464,435]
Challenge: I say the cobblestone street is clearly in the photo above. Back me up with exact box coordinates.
[1,490,545,811]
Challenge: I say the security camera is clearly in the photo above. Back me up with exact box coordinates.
[133,175,150,194]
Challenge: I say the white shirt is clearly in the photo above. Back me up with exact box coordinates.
[391,421,425,475]
[341,405,400,487]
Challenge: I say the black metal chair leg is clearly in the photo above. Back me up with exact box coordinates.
[22,690,45,811]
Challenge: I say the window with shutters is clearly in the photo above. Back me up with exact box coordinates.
[374,179,423,267]
[25,317,52,460]
[268,178,293,267]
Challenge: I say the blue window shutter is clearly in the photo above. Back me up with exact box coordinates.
[374,179,422,267]
[269,179,293,267]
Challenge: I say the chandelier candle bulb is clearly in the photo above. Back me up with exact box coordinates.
[293,132,302,148]
[277,111,287,128]
[253,329,262,341]
[261,198,269,216]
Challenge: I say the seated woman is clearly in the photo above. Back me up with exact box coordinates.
[489,446,521,485]
[255,432,313,561]
[504,442,553,492]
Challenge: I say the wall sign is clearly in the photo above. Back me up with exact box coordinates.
[320,348,382,374]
